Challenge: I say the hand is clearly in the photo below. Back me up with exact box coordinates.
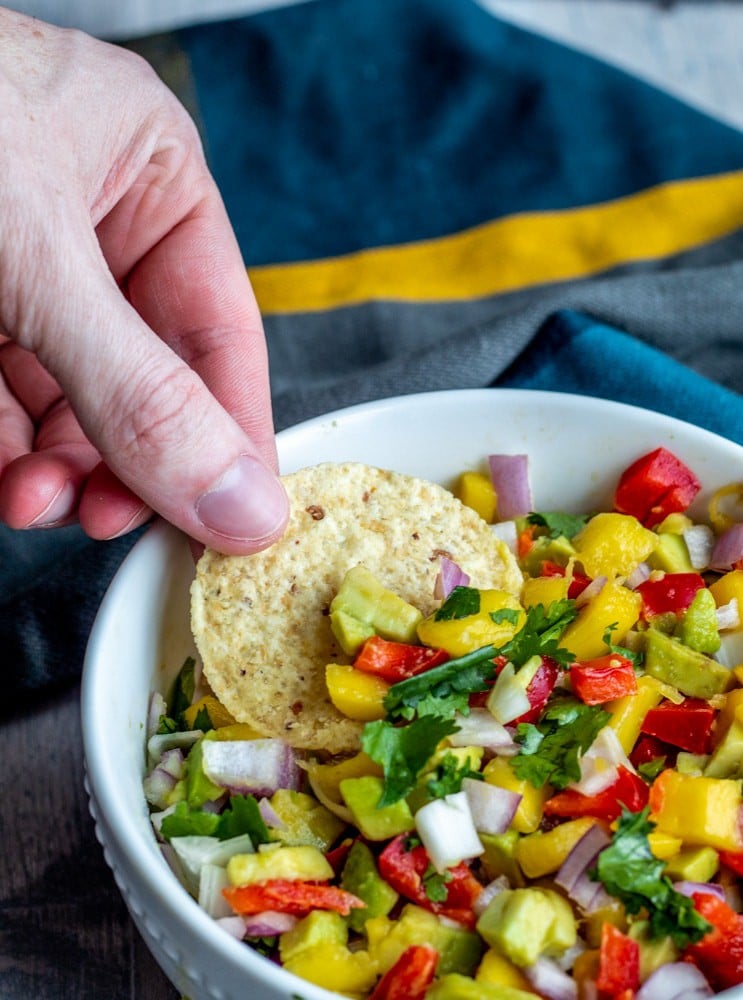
[0,8,289,554]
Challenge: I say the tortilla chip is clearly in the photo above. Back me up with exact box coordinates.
[190,462,522,754]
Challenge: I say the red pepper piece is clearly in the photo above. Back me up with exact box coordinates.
[629,733,677,771]
[325,836,356,875]
[518,524,536,559]
[684,892,743,992]
[223,879,365,917]
[353,635,449,684]
[595,923,640,995]
[640,697,716,755]
[378,835,482,929]
[614,447,701,528]
[541,560,592,598]
[543,766,649,822]
[719,850,743,878]
[570,654,638,706]
[512,656,560,724]
[636,573,706,621]
[369,944,439,1000]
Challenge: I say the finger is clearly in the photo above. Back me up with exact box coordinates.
[78,462,152,539]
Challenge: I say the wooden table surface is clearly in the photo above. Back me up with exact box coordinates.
[2,3,741,999]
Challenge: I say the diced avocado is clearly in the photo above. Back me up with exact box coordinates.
[279,910,348,964]
[226,844,333,885]
[267,789,345,851]
[366,904,483,978]
[522,534,577,576]
[647,532,694,574]
[628,920,679,982]
[184,736,225,808]
[340,841,398,932]
[476,887,576,968]
[676,752,709,775]
[643,628,732,700]
[479,830,526,887]
[581,903,627,948]
[665,846,719,882]
[704,712,743,778]
[426,973,540,1000]
[340,775,415,840]
[675,588,721,655]
[330,565,423,655]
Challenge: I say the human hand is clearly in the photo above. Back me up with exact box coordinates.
[0,8,289,555]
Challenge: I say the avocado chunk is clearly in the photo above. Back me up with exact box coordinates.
[340,775,415,840]
[340,841,399,932]
[330,565,423,655]
[522,534,577,576]
[279,910,348,964]
[648,532,694,574]
[675,588,721,655]
[267,789,346,851]
[476,887,576,968]
[704,711,743,779]
[643,628,731,700]
[426,973,540,999]
[184,736,225,808]
[628,920,679,982]
[479,830,526,887]
[664,846,719,882]
[366,904,483,978]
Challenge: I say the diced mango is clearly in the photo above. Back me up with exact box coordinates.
[455,471,498,523]
[650,769,743,852]
[515,818,598,878]
[664,846,719,882]
[573,512,657,579]
[521,575,569,610]
[476,948,531,989]
[647,830,683,861]
[606,675,665,754]
[227,845,333,886]
[283,941,377,994]
[483,756,550,834]
[714,689,743,746]
[710,570,743,631]
[183,694,236,730]
[560,580,642,662]
[581,903,627,948]
[325,663,389,721]
[417,590,525,657]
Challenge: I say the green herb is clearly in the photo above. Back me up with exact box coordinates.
[591,808,712,947]
[383,644,499,720]
[511,697,611,789]
[490,608,521,627]
[527,511,589,539]
[638,757,667,781]
[156,714,178,735]
[160,793,271,844]
[426,752,483,799]
[434,586,480,621]
[423,864,452,902]
[497,600,578,669]
[361,715,459,806]
[191,705,214,733]
[603,623,643,669]
[169,656,196,723]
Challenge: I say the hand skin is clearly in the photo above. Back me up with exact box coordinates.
[0,8,289,554]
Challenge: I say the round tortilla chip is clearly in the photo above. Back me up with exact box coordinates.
[190,462,522,753]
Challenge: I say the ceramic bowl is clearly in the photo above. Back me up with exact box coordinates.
[81,388,743,1000]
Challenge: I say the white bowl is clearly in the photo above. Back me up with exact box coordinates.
[81,388,743,1000]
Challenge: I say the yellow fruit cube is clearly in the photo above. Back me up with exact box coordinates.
[521,575,568,610]
[560,580,641,662]
[607,675,664,754]
[325,663,389,721]
[573,512,657,579]
[650,769,743,852]
[483,756,550,834]
[455,471,498,523]
[710,570,743,631]
[515,818,598,878]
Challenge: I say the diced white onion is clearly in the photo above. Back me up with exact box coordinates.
[571,726,634,797]
[415,791,484,873]
[434,556,470,600]
[243,910,299,937]
[448,709,518,753]
[714,629,743,668]
[143,764,179,810]
[575,575,607,608]
[170,833,254,895]
[635,962,713,1000]
[716,598,740,631]
[625,562,651,590]
[490,519,518,554]
[486,661,531,725]
[147,729,203,769]
[488,454,533,520]
[473,876,510,917]
[147,691,169,740]
[524,956,578,1000]
[201,739,299,796]
[683,524,715,570]
[198,863,233,919]
[215,915,248,940]
[462,777,521,835]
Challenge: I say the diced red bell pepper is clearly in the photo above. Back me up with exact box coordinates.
[512,656,561,725]
[629,733,677,771]
[354,635,450,684]
[223,879,365,917]
[640,697,716,755]
[595,923,640,995]
[570,654,638,706]
[518,524,536,559]
[541,560,592,599]
[614,447,701,528]
[719,850,743,878]
[325,837,356,875]
[543,766,649,822]
[377,835,482,929]
[369,944,439,1000]
[684,892,743,992]
[636,573,706,621]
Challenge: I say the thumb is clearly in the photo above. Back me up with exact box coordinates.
[38,265,289,555]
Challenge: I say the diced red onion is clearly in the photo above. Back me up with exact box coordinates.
[449,709,519,753]
[556,824,611,895]
[625,562,651,590]
[575,575,607,608]
[201,739,300,797]
[524,956,578,1000]
[257,796,286,829]
[434,556,470,600]
[243,910,299,937]
[147,729,203,768]
[415,791,484,873]
[473,875,510,917]
[488,454,533,520]
[674,881,725,902]
[491,520,518,554]
[635,962,713,1000]
[710,523,743,572]
[555,940,588,973]
[717,598,740,631]
[462,777,521,836]
[215,915,248,940]
[147,691,169,740]
[567,871,613,913]
[143,765,179,809]
[684,524,715,571]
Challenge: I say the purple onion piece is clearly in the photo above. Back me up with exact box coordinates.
[710,523,743,572]
[488,454,533,520]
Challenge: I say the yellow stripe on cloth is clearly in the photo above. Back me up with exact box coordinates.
[249,169,743,315]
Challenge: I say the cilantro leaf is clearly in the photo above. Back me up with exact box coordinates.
[160,794,271,844]
[169,656,196,723]
[383,644,499,720]
[423,865,452,902]
[603,623,643,669]
[157,714,178,735]
[511,697,610,789]
[160,800,220,839]
[527,511,589,540]
[192,705,214,733]
[638,757,667,781]
[426,752,483,799]
[497,600,578,669]
[435,586,480,621]
[361,715,459,806]
[592,808,712,947]
[490,608,521,627]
